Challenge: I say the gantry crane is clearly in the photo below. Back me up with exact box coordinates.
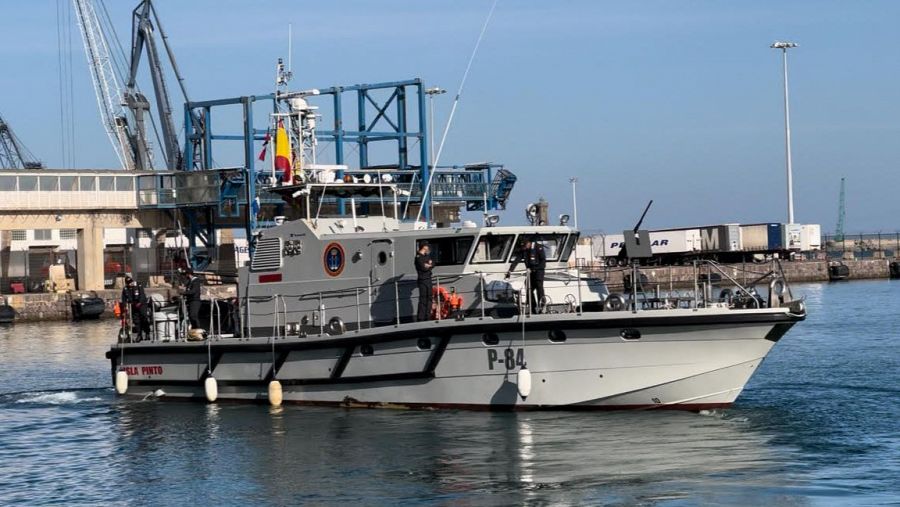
[0,112,43,169]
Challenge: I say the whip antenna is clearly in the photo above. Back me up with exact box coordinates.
[414,0,499,224]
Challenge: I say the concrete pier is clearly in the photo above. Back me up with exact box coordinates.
[76,226,105,291]
[2,285,236,322]
[589,259,893,290]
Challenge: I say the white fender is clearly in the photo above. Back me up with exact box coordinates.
[268,380,283,407]
[517,368,532,399]
[115,370,129,395]
[204,376,218,402]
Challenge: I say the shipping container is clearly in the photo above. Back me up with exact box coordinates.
[800,224,822,251]
[571,244,591,268]
[591,222,821,264]
[740,223,783,252]
[784,223,803,250]
[689,224,741,253]
[594,229,701,258]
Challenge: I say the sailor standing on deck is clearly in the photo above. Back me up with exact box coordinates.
[507,237,547,314]
[121,276,150,341]
[415,243,434,321]
[182,269,203,330]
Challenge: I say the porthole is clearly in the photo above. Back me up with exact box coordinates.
[377,251,389,265]
[482,332,499,346]
[620,328,641,340]
[417,338,432,350]
[548,329,567,343]
[360,344,374,356]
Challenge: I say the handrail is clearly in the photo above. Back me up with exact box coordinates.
[153,260,795,344]
[702,260,761,308]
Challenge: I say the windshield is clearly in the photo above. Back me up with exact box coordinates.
[416,236,474,266]
[471,234,515,263]
[559,233,578,262]
[512,234,568,262]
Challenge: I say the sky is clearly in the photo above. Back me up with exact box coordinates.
[1,0,899,234]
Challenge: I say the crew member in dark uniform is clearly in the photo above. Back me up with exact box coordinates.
[121,276,150,341]
[507,237,547,313]
[182,269,203,329]
[415,243,434,321]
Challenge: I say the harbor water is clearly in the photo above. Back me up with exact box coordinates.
[0,281,898,505]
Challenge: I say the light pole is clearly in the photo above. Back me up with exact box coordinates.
[569,177,579,229]
[771,41,798,224]
[424,87,446,168]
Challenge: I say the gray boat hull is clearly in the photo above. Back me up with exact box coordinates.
[109,307,801,410]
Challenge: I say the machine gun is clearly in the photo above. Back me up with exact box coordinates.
[617,200,654,263]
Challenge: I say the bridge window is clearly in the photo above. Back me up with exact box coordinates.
[513,234,568,262]
[0,176,15,191]
[417,236,474,266]
[59,176,77,191]
[39,176,58,192]
[99,176,114,191]
[115,176,133,191]
[80,176,96,191]
[19,176,37,191]
[471,234,515,263]
[559,233,579,262]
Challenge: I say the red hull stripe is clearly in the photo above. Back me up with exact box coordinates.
[258,273,282,283]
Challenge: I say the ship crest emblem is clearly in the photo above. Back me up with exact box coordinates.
[323,243,345,277]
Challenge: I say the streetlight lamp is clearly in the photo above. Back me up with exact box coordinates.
[569,177,579,229]
[771,41,798,224]
[424,87,446,168]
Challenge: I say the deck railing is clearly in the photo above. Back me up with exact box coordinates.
[122,260,789,344]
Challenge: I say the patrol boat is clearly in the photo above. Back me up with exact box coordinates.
[107,178,806,410]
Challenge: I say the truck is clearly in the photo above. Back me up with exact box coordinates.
[591,222,822,266]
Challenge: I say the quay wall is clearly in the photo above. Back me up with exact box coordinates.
[588,259,892,290]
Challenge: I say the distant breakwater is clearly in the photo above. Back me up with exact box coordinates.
[587,258,895,291]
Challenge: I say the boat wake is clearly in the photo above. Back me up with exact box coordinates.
[5,388,106,406]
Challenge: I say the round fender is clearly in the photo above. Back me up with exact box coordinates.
[114,370,128,395]
[204,376,218,403]
[517,368,532,399]
[268,380,283,407]
[327,317,345,336]
[604,294,627,312]
[769,279,785,297]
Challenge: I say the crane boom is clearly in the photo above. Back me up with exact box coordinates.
[0,113,43,169]
[71,0,141,170]
[127,0,181,170]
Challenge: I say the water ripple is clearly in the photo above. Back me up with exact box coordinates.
[0,282,899,504]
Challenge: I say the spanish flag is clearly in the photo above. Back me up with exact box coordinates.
[274,120,292,183]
